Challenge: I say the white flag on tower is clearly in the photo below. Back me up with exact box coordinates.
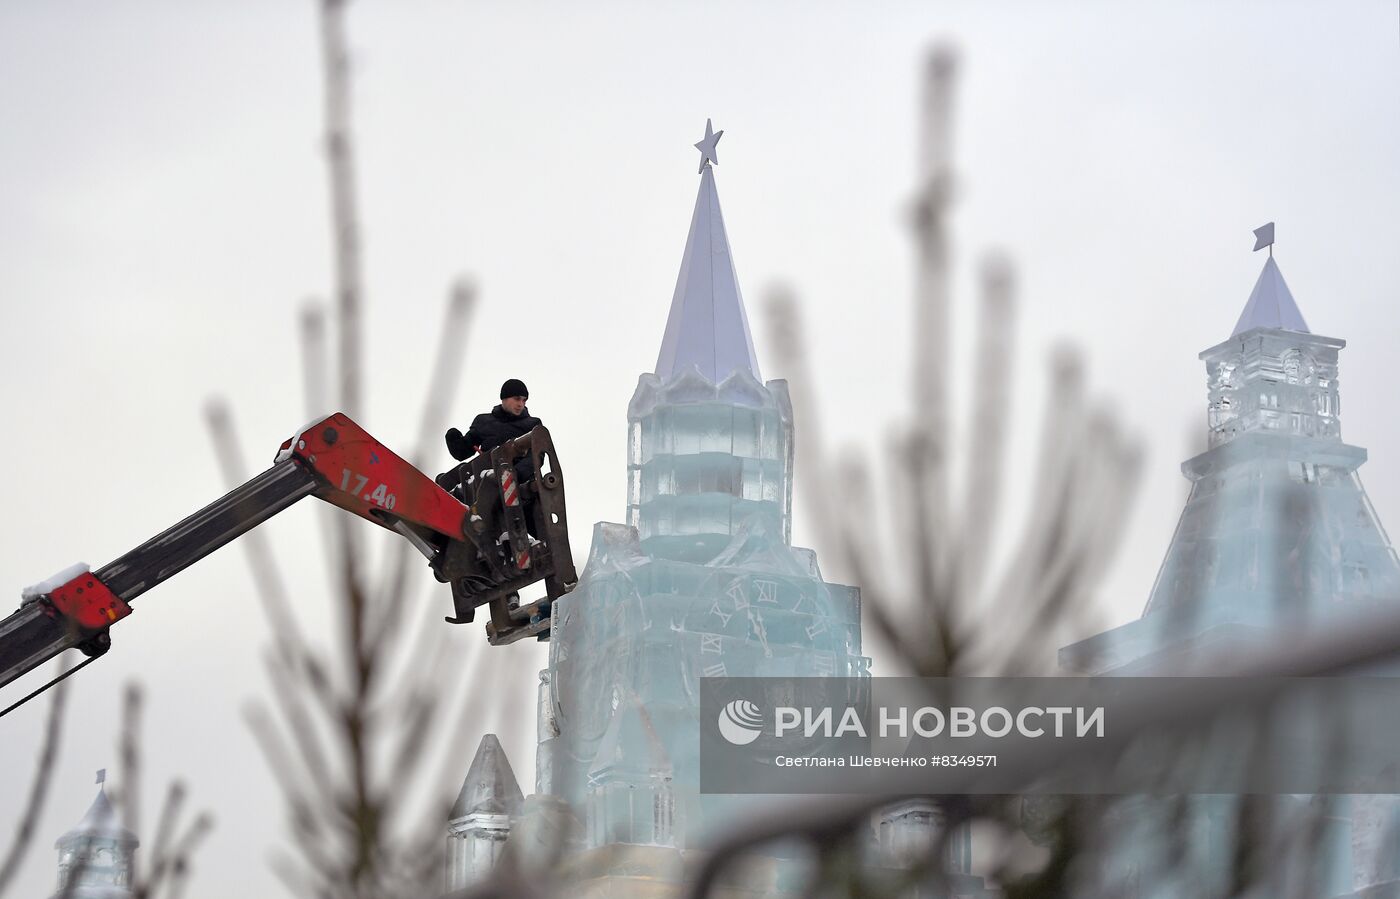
[1253,222,1275,252]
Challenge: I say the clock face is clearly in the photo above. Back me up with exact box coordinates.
[678,575,777,643]
[675,573,858,671]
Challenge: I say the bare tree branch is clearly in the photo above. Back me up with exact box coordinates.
[0,670,68,897]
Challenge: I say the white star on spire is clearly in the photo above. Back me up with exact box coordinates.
[693,118,723,174]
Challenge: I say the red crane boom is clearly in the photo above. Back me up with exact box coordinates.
[0,412,576,713]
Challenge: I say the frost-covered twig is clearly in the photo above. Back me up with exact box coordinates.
[204,399,309,660]
[300,300,329,420]
[689,41,1142,897]
[114,685,212,899]
[0,668,67,897]
[199,5,492,896]
[319,0,364,421]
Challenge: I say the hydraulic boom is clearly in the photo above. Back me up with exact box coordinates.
[0,412,576,707]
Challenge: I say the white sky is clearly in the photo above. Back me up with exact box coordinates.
[2,2,1399,896]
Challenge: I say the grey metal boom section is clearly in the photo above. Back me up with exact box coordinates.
[0,602,69,694]
[95,460,318,602]
[0,460,319,693]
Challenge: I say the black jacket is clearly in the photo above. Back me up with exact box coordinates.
[446,404,542,461]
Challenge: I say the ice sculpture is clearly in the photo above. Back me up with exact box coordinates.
[446,735,523,890]
[1059,245,1400,898]
[52,777,139,897]
[536,139,870,886]
[1062,252,1400,676]
[449,129,999,896]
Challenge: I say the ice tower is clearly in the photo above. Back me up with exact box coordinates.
[446,734,523,890]
[1063,242,1400,676]
[51,772,138,899]
[446,123,1001,896]
[530,122,870,888]
[629,155,790,563]
[1058,233,1400,899]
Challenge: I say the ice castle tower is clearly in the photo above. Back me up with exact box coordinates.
[530,126,870,886]
[630,160,791,563]
[51,772,139,899]
[1062,247,1400,676]
[1056,239,1400,899]
[446,734,523,890]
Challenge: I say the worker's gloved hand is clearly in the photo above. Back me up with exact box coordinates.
[445,428,473,462]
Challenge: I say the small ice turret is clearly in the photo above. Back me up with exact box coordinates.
[1206,253,1341,448]
[628,124,794,562]
[1062,226,1400,672]
[585,692,675,849]
[52,770,138,898]
[446,734,524,890]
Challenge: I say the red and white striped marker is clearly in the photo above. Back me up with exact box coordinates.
[501,470,529,568]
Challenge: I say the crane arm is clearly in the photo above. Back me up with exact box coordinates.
[0,413,480,697]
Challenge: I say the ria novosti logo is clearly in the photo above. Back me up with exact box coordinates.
[717,699,764,745]
[716,699,1107,745]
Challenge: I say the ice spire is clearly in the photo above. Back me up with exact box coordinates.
[654,120,762,383]
[54,772,139,896]
[62,774,136,843]
[1231,225,1309,336]
[450,734,523,820]
[446,735,523,890]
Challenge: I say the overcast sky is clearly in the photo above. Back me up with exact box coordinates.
[2,2,1399,896]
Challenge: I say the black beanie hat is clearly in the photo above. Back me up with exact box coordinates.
[500,378,529,400]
